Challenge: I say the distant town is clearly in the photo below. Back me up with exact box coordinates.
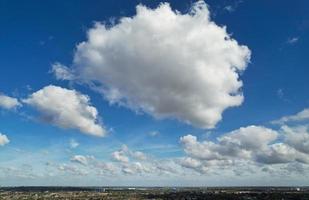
[1,186,309,199]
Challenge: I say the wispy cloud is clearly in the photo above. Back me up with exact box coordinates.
[287,37,299,45]
[148,131,160,137]
[69,139,79,149]
[223,0,243,13]
[272,108,309,125]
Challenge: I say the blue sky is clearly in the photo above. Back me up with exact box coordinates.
[0,0,309,186]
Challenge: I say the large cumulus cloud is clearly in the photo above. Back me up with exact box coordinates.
[59,1,251,128]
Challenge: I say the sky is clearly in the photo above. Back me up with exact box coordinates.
[0,0,309,186]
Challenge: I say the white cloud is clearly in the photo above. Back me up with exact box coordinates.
[61,0,250,129]
[255,143,309,164]
[272,108,309,125]
[223,0,243,13]
[69,139,79,149]
[287,37,299,45]
[51,63,74,81]
[94,161,118,174]
[224,5,235,12]
[148,131,160,137]
[68,155,118,175]
[180,126,278,162]
[70,155,87,165]
[179,157,202,169]
[66,151,177,177]
[23,85,106,137]
[0,133,9,146]
[130,150,147,160]
[179,125,309,174]
[109,145,186,177]
[112,150,129,163]
[111,145,147,163]
[218,126,278,153]
[122,162,151,175]
[0,94,21,110]
[58,164,89,176]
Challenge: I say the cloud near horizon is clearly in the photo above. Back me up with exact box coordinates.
[56,0,251,129]
[111,145,147,163]
[179,124,309,174]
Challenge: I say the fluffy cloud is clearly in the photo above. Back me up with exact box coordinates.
[112,150,129,163]
[111,145,147,163]
[283,126,309,154]
[180,125,309,174]
[109,145,182,176]
[69,155,118,174]
[118,158,180,176]
[178,157,202,170]
[180,126,278,162]
[70,155,92,166]
[23,85,106,137]
[255,143,309,164]
[58,1,250,129]
[0,133,9,146]
[65,151,178,177]
[0,94,21,110]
